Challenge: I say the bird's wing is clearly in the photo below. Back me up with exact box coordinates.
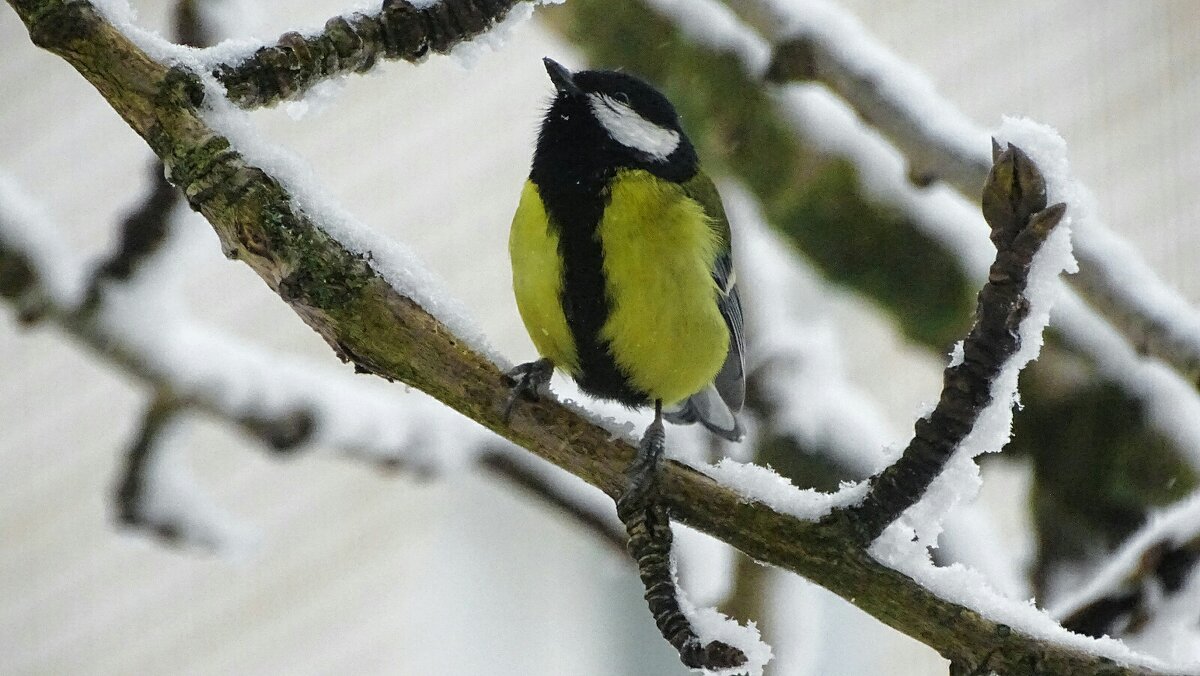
[682,171,746,419]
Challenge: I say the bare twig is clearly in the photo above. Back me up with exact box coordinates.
[113,393,188,541]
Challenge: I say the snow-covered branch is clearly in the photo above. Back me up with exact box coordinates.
[729,0,1200,397]
[1052,493,1200,655]
[207,0,535,108]
[0,168,626,553]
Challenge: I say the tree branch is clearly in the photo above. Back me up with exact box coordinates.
[211,0,528,108]
[1054,495,1200,641]
[3,1,1181,672]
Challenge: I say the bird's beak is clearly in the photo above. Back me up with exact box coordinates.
[543,57,581,96]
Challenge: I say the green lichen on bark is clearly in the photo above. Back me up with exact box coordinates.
[543,0,975,348]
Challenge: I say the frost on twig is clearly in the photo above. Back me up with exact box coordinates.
[836,143,1067,544]
[212,0,527,108]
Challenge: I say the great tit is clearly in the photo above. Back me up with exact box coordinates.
[507,58,745,476]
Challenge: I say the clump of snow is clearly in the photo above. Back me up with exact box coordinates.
[284,77,349,120]
[448,1,535,69]
[703,458,868,521]
[672,552,773,676]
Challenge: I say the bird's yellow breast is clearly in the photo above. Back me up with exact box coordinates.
[509,171,727,405]
[509,180,580,375]
[597,171,727,404]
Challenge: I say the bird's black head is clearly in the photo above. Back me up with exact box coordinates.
[532,58,699,184]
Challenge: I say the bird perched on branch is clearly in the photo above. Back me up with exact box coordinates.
[506,57,745,489]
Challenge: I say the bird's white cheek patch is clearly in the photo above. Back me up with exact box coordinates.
[588,94,680,161]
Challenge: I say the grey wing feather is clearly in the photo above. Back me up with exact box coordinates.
[712,251,746,416]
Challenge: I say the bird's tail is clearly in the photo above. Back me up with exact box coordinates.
[663,384,743,442]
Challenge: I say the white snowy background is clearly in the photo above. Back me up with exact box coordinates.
[2,1,1200,674]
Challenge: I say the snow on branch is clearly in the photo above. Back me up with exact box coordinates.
[727,0,1200,401]
[1052,492,1200,655]
[210,0,536,108]
[5,1,1190,672]
[88,0,556,110]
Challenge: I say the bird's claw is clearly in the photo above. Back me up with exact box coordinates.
[501,359,554,423]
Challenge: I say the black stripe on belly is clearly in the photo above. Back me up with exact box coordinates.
[529,172,648,407]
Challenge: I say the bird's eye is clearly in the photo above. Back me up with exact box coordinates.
[612,92,631,106]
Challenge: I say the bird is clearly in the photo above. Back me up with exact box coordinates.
[506,57,745,489]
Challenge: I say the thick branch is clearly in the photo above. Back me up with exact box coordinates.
[212,0,525,108]
[3,2,1178,673]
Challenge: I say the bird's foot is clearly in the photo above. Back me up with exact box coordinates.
[501,358,554,422]
[617,415,666,515]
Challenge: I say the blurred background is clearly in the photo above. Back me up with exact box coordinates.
[2,0,1199,674]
